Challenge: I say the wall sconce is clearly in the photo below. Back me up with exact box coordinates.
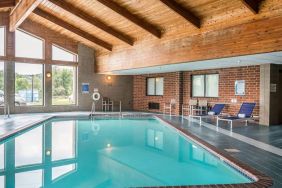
[106,75,112,80]
[46,72,52,78]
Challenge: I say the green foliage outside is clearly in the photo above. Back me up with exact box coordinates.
[52,67,74,97]
[0,70,4,91]
[15,74,42,93]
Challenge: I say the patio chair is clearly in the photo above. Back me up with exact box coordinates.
[189,103,225,125]
[192,100,208,115]
[188,99,198,115]
[163,99,176,116]
[216,102,256,131]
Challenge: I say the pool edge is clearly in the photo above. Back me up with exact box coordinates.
[155,115,273,188]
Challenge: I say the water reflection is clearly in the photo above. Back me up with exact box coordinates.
[15,127,42,167]
[0,118,250,187]
[0,144,4,170]
[52,164,76,181]
[15,170,42,188]
[52,121,76,161]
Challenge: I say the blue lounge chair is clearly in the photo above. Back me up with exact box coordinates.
[216,102,256,131]
[189,104,225,125]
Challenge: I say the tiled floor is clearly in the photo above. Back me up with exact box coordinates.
[162,116,282,188]
[0,112,282,187]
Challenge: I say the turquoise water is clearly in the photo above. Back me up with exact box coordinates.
[0,117,252,188]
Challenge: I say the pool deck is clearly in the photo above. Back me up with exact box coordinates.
[0,112,282,187]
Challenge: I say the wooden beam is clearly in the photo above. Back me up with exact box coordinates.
[33,8,112,51]
[160,0,200,28]
[240,0,263,14]
[9,0,43,32]
[48,0,134,46]
[0,0,15,8]
[96,15,282,73]
[97,0,162,38]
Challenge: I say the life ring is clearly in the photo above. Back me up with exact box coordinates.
[92,92,100,101]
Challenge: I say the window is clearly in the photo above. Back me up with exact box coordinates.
[52,45,77,62]
[52,65,76,105]
[0,62,4,106]
[147,77,164,96]
[15,29,44,59]
[0,27,5,56]
[15,63,43,106]
[192,74,219,97]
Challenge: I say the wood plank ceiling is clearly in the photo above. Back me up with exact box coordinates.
[1,0,280,56]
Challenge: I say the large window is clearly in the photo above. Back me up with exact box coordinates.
[192,74,219,97]
[0,27,5,56]
[147,77,164,96]
[52,45,77,62]
[15,29,44,59]
[52,65,76,105]
[0,62,4,106]
[15,63,43,106]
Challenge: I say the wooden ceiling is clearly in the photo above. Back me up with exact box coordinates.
[0,0,281,57]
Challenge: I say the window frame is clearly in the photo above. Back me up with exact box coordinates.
[15,28,45,60]
[51,65,78,106]
[0,26,6,57]
[14,62,45,107]
[191,73,219,98]
[52,44,78,62]
[146,77,164,96]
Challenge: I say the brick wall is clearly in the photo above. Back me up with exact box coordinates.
[133,66,260,116]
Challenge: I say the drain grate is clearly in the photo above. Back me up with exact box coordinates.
[224,148,241,153]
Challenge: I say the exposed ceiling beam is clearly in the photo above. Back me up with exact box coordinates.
[240,0,263,14]
[160,0,200,28]
[97,0,162,38]
[0,0,15,8]
[48,0,134,46]
[33,8,113,51]
[9,0,43,32]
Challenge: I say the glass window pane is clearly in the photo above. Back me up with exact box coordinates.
[205,74,219,97]
[52,45,77,62]
[0,144,4,170]
[15,170,42,188]
[52,121,76,161]
[15,127,42,167]
[15,29,44,59]
[15,63,43,106]
[192,75,205,97]
[52,164,76,180]
[155,77,164,95]
[0,27,4,56]
[52,65,76,105]
[0,62,4,106]
[147,78,155,95]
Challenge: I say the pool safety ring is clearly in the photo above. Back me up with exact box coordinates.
[92,92,100,101]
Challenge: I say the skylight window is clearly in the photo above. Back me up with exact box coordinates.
[15,29,44,59]
[52,45,77,62]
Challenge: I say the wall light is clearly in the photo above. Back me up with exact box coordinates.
[46,72,52,78]
[106,75,112,80]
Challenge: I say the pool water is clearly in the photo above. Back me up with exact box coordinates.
[0,117,252,188]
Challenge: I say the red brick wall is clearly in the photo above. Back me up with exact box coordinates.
[133,66,260,116]
[133,72,182,115]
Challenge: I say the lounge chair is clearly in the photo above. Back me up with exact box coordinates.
[216,102,256,131]
[189,103,225,125]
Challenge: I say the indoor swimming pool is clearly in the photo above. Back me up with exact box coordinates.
[0,116,257,188]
